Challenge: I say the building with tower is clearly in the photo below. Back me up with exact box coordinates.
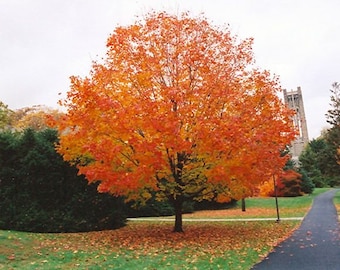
[283,87,309,159]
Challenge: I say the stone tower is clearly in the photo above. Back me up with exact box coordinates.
[283,87,309,159]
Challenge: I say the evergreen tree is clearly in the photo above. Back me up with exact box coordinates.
[299,138,332,187]
[299,82,340,187]
[323,127,340,185]
[284,157,314,194]
[324,82,340,184]
[0,128,126,232]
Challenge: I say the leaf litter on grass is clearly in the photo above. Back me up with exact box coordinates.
[45,222,298,260]
[1,221,299,269]
[183,206,309,219]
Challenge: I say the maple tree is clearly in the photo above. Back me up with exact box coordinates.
[54,11,296,232]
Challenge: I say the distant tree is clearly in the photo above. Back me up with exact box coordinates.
[276,170,303,197]
[259,158,314,196]
[0,101,13,129]
[325,82,340,126]
[324,81,340,181]
[284,157,314,194]
[323,127,340,185]
[299,138,329,187]
[299,169,315,194]
[10,105,62,131]
[299,135,339,187]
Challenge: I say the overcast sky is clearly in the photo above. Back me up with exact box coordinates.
[1,0,339,139]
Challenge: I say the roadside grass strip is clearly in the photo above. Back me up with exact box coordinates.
[127,217,304,222]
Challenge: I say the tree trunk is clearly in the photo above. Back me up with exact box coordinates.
[173,199,184,232]
[242,198,246,212]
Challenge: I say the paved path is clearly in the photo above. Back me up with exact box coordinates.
[252,189,340,270]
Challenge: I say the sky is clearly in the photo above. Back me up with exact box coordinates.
[1,0,340,139]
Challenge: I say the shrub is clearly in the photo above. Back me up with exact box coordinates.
[274,170,303,197]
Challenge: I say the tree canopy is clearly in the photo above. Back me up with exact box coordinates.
[325,82,340,173]
[326,82,340,126]
[54,11,296,232]
[0,101,12,129]
[300,82,340,187]
[0,102,62,131]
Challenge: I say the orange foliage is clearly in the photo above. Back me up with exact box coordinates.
[11,105,62,131]
[33,222,298,262]
[259,170,303,197]
[53,11,296,231]
[258,180,274,197]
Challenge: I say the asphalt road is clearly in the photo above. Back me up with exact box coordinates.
[252,189,340,270]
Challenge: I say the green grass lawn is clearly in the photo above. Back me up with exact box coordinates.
[181,188,331,219]
[0,222,299,270]
[0,188,332,270]
[248,187,330,216]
